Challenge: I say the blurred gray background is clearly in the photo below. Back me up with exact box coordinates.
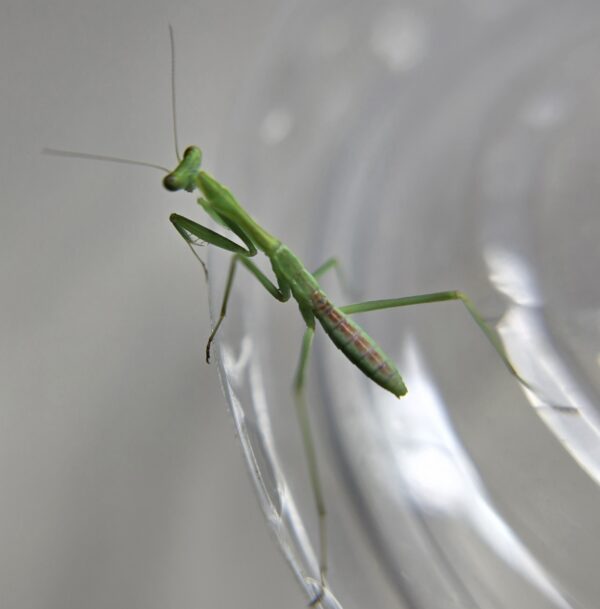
[1,0,306,607]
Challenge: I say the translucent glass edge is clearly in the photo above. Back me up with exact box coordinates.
[203,1,329,601]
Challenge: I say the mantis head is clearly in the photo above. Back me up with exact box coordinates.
[163,146,203,193]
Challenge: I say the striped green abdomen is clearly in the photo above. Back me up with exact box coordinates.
[310,290,407,397]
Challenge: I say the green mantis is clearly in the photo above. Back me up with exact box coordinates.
[45,29,540,609]
[161,145,538,606]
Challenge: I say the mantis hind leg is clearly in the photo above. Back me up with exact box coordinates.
[293,315,328,606]
[339,290,534,393]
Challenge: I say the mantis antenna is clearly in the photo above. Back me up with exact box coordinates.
[43,26,183,172]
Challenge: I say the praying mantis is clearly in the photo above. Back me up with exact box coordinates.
[45,27,539,608]
[161,145,535,606]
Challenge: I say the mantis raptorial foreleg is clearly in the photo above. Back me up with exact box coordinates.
[170,212,254,279]
[170,213,290,361]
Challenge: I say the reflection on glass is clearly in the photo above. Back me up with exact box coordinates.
[213,1,600,607]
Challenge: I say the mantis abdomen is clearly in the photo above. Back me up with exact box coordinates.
[310,290,407,398]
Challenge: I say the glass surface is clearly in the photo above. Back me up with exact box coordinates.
[212,1,600,607]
